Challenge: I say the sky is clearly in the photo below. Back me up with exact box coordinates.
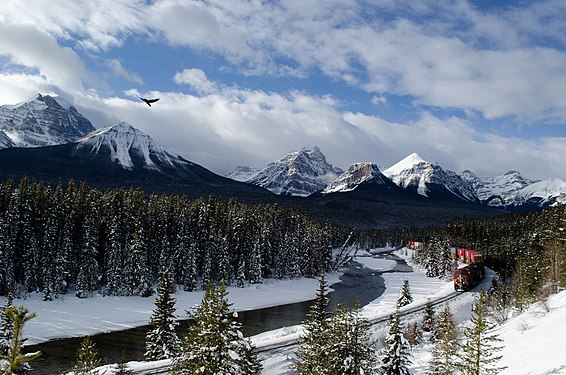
[1,0,565,180]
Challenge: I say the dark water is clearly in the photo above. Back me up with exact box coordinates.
[26,254,399,374]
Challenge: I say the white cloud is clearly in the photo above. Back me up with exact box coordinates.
[0,21,91,93]
[174,68,216,94]
[107,59,143,85]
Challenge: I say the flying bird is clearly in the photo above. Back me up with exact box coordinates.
[137,96,160,107]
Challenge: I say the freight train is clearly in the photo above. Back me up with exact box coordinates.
[451,248,485,291]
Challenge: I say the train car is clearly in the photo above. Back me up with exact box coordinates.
[457,248,466,261]
[450,247,457,259]
[453,249,485,291]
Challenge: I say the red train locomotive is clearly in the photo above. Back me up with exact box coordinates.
[452,248,484,291]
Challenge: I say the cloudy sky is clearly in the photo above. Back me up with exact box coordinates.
[1,0,565,180]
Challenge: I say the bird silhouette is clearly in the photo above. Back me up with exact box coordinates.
[137,96,160,107]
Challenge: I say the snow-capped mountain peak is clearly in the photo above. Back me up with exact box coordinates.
[0,94,95,148]
[226,166,261,182]
[247,146,343,196]
[322,162,390,194]
[76,121,182,170]
[383,153,478,202]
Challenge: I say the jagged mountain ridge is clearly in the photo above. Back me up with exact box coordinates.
[322,162,395,194]
[226,166,261,182]
[382,153,479,203]
[247,146,343,197]
[0,120,271,200]
[0,94,95,147]
[462,169,565,208]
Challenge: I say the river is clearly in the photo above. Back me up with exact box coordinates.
[26,252,409,374]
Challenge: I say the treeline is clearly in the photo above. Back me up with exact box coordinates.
[0,177,339,300]
[445,205,566,310]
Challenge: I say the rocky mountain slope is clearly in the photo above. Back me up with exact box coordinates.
[0,94,95,147]
[247,146,343,196]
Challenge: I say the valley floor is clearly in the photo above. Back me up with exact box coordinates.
[6,248,565,374]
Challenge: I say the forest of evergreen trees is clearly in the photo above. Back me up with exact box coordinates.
[0,177,343,300]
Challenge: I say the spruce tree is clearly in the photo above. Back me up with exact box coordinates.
[379,309,412,375]
[422,299,435,333]
[396,279,413,309]
[325,302,377,374]
[0,293,14,356]
[294,274,330,374]
[173,281,261,374]
[429,306,458,375]
[0,306,41,374]
[145,269,180,360]
[74,335,100,374]
[458,290,506,375]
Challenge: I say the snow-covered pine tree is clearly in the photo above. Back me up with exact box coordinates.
[0,293,14,356]
[0,306,41,374]
[378,309,412,375]
[76,201,100,299]
[437,240,453,279]
[173,281,261,374]
[429,305,458,375]
[425,241,440,278]
[404,322,422,347]
[294,274,330,374]
[457,290,506,375]
[145,269,180,361]
[325,301,377,374]
[73,335,100,374]
[421,299,435,333]
[396,279,413,309]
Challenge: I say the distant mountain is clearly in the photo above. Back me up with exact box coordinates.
[0,94,95,147]
[322,162,397,194]
[248,146,343,196]
[0,121,271,200]
[462,169,565,209]
[383,153,479,203]
[226,166,260,182]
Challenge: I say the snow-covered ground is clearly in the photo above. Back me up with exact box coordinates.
[6,247,565,374]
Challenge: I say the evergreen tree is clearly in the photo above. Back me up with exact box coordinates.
[404,322,422,347]
[396,279,413,308]
[378,309,412,375]
[421,299,435,333]
[145,269,180,360]
[294,274,330,374]
[74,336,100,374]
[425,241,440,278]
[325,302,377,374]
[173,281,261,374]
[429,306,458,375]
[458,290,506,375]
[0,293,14,356]
[114,352,133,375]
[0,306,41,374]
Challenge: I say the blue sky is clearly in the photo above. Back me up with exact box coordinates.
[1,0,565,180]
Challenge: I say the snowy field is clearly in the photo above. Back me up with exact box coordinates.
[5,247,565,374]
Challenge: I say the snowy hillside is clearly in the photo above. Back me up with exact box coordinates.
[383,153,478,202]
[247,146,343,196]
[226,165,261,182]
[76,121,189,171]
[322,162,392,194]
[462,169,565,208]
[0,94,95,147]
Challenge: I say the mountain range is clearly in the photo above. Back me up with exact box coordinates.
[235,149,565,211]
[0,94,564,227]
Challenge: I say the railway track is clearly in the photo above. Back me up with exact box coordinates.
[125,289,465,374]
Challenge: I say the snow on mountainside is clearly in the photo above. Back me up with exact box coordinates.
[383,153,478,202]
[247,146,343,196]
[462,170,565,208]
[226,166,261,182]
[519,178,566,206]
[0,130,15,148]
[322,162,391,194]
[76,121,190,170]
[0,94,95,147]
